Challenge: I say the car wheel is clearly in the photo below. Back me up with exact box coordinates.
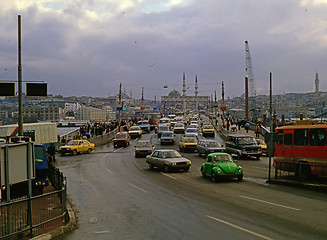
[237,175,243,182]
[201,167,206,177]
[163,165,169,173]
[184,167,189,172]
[87,148,92,154]
[211,172,216,182]
[256,156,261,160]
[149,163,154,170]
[72,150,77,156]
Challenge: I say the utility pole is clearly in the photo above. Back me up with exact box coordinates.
[245,77,249,120]
[18,15,23,136]
[268,72,273,181]
[222,81,225,125]
[183,73,186,117]
[118,83,122,129]
[141,87,144,118]
[214,91,217,121]
[195,75,198,116]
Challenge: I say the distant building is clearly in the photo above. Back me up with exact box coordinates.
[23,103,59,121]
[161,89,209,112]
[76,105,106,121]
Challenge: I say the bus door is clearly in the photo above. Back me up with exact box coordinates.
[308,128,327,176]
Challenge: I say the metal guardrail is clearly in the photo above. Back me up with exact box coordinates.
[274,161,327,184]
[0,165,67,239]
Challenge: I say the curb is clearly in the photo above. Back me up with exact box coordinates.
[31,201,77,240]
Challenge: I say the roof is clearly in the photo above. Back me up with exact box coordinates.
[276,124,327,130]
[198,139,218,142]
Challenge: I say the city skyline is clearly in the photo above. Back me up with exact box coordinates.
[0,0,327,99]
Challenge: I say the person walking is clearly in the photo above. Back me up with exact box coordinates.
[48,142,56,163]
[255,123,261,138]
[244,122,250,133]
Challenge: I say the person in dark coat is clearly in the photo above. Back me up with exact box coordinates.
[48,142,56,163]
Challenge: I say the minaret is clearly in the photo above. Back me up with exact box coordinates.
[195,75,198,114]
[315,72,319,93]
[183,73,186,115]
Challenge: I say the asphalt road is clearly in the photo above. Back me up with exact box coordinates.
[55,131,327,240]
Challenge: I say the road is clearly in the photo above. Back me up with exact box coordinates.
[55,131,327,240]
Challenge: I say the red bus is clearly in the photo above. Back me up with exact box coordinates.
[274,124,327,178]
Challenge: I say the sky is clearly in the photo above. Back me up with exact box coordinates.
[0,0,327,100]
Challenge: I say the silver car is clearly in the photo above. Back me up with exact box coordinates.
[146,149,191,172]
[134,140,154,157]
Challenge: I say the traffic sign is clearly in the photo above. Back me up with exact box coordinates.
[117,107,122,111]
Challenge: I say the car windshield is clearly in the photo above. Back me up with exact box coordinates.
[164,151,182,158]
[257,139,265,145]
[137,142,152,147]
[162,132,173,137]
[184,138,197,143]
[130,126,140,131]
[160,119,169,124]
[204,125,213,129]
[186,128,197,133]
[67,140,79,145]
[206,141,220,147]
[175,123,184,127]
[238,137,257,145]
[116,133,127,138]
[213,155,233,163]
[159,126,169,131]
[138,121,148,125]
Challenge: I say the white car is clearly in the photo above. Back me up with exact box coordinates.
[184,127,198,138]
[128,126,142,138]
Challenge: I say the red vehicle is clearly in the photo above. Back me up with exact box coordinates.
[113,132,131,148]
[274,124,327,177]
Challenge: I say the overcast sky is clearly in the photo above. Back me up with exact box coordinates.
[0,0,326,100]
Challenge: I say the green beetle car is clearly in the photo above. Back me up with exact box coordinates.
[200,153,243,182]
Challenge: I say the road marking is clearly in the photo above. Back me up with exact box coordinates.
[252,166,267,170]
[94,230,110,234]
[161,172,177,179]
[114,147,124,152]
[239,195,300,211]
[128,183,148,193]
[106,168,112,174]
[206,215,273,240]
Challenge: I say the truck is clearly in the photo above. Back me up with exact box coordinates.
[0,140,50,199]
[0,122,58,149]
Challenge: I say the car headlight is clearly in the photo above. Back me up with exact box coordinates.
[189,161,192,165]
[216,168,221,173]
[67,148,71,150]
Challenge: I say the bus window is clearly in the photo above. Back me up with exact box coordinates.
[294,129,308,146]
[284,134,293,145]
[309,129,326,146]
[277,130,283,145]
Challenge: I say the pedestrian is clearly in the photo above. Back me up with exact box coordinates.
[48,142,56,163]
[255,123,260,138]
[244,122,250,133]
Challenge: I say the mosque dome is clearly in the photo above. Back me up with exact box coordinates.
[168,89,181,97]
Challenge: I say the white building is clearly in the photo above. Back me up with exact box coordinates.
[76,106,106,121]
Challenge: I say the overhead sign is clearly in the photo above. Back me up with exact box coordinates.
[0,83,15,96]
[26,83,47,97]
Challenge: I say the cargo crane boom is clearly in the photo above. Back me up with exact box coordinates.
[245,40,257,120]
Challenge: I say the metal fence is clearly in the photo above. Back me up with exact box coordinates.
[0,165,67,239]
[273,160,327,184]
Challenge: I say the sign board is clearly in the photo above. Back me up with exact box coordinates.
[0,83,15,96]
[141,107,144,110]
[0,142,35,186]
[26,83,48,97]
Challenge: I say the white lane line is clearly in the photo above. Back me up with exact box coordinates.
[239,195,300,211]
[114,147,124,152]
[94,230,110,234]
[128,183,148,193]
[252,166,267,170]
[161,172,177,179]
[106,168,112,174]
[206,215,273,240]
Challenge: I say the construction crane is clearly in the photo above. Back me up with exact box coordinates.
[245,40,257,120]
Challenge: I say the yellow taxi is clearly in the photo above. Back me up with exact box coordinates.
[59,139,95,156]
[256,138,267,154]
[179,136,198,152]
[202,124,215,137]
